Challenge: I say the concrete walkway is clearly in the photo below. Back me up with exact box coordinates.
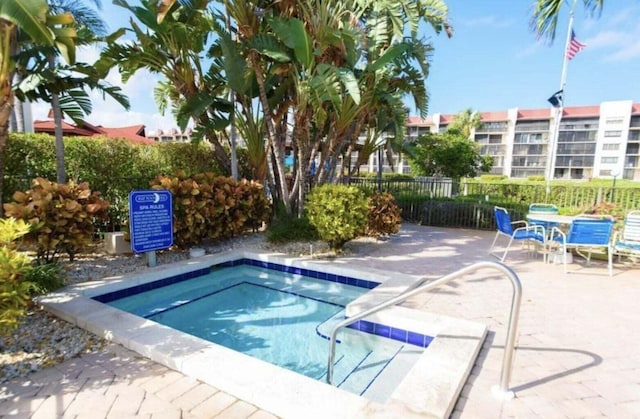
[2,225,639,418]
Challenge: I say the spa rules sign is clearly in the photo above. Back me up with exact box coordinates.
[128,190,174,253]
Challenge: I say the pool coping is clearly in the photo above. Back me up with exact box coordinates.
[37,250,487,419]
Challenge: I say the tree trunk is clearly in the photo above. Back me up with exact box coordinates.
[49,56,67,184]
[250,53,291,215]
[0,89,13,217]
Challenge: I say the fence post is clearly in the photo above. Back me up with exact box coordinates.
[596,187,603,204]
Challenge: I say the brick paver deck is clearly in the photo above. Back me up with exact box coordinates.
[2,225,639,418]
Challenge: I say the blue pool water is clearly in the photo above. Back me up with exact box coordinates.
[98,262,430,397]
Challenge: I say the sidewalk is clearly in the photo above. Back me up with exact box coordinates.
[2,225,639,418]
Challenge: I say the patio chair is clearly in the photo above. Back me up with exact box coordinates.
[548,216,615,276]
[490,206,546,262]
[528,203,559,232]
[613,210,640,262]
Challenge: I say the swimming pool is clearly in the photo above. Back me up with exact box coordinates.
[39,251,488,418]
[93,262,430,399]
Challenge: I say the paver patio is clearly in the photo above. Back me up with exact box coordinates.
[1,224,639,418]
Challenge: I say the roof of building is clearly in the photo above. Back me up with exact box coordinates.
[407,101,640,126]
[33,120,155,145]
[517,108,551,120]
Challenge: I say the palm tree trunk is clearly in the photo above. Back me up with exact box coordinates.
[250,53,292,215]
[49,55,66,184]
[0,89,13,217]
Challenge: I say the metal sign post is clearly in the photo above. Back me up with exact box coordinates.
[128,190,174,267]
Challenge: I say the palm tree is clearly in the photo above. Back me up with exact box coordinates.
[448,108,482,138]
[154,0,451,216]
[98,0,233,172]
[0,0,76,215]
[532,0,603,40]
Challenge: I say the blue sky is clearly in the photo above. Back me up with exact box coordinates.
[31,1,640,130]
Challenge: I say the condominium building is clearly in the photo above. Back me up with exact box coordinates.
[406,100,640,181]
[146,128,192,143]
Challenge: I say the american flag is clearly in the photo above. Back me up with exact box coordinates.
[566,30,586,61]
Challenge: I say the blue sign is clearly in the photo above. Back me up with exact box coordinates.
[129,190,173,253]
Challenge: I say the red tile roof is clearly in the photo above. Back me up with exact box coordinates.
[33,120,155,145]
[407,103,640,126]
[517,109,551,120]
[479,111,508,122]
[561,105,600,118]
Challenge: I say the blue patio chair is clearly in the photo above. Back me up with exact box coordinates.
[528,203,559,232]
[548,216,615,276]
[613,210,640,262]
[490,206,546,262]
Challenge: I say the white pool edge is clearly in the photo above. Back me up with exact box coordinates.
[37,250,487,419]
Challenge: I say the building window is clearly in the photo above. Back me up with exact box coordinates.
[601,157,618,164]
[605,118,623,125]
[602,143,620,151]
[599,169,612,176]
[604,130,622,137]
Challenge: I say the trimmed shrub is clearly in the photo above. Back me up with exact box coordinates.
[366,192,402,237]
[150,172,270,248]
[306,184,369,251]
[0,218,34,334]
[3,178,110,263]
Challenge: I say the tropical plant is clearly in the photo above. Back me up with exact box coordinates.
[13,0,129,184]
[0,0,76,216]
[3,177,110,263]
[152,0,452,218]
[0,217,34,334]
[306,184,369,251]
[97,0,233,172]
[448,108,482,138]
[405,130,493,179]
[366,192,402,237]
[531,0,603,40]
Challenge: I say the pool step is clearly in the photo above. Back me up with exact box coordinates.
[317,314,424,402]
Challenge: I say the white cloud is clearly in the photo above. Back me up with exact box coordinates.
[584,29,640,62]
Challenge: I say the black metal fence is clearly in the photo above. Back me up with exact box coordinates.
[346,177,640,230]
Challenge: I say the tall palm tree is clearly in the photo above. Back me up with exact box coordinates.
[532,0,603,40]
[0,0,76,215]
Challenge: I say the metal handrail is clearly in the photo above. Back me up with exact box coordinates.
[326,261,523,398]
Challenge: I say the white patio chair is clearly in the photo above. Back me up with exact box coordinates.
[613,210,640,263]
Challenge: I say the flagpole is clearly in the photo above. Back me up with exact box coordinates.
[545,0,578,199]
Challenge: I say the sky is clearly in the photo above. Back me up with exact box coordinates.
[30,0,640,132]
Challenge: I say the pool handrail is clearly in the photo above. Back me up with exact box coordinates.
[326,261,522,400]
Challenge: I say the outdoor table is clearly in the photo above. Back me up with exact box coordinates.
[526,213,576,226]
[526,213,576,263]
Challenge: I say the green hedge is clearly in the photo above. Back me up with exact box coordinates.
[4,133,226,230]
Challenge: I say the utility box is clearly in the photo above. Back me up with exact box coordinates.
[104,232,131,255]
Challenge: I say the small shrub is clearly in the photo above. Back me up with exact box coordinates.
[306,184,369,251]
[151,172,271,248]
[3,178,110,263]
[366,192,402,237]
[0,218,34,335]
[267,215,319,244]
[24,263,65,295]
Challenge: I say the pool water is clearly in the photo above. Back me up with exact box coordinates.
[103,265,424,398]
